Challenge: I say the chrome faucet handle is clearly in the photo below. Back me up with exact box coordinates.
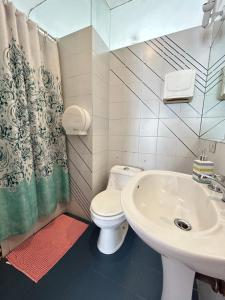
[214,174,225,184]
[208,174,223,193]
[202,174,225,201]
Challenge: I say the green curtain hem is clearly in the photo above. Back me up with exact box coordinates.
[0,165,70,242]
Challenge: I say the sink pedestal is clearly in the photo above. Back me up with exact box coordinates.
[161,256,195,300]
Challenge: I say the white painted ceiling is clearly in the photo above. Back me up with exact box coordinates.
[11,0,206,50]
[11,0,133,39]
[12,0,133,13]
[12,0,92,38]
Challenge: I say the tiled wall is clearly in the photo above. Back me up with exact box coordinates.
[59,27,93,219]
[58,24,224,223]
[199,140,225,175]
[59,27,109,220]
[92,28,109,195]
[108,26,213,174]
[200,21,225,141]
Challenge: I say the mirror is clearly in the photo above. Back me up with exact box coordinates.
[200,20,225,143]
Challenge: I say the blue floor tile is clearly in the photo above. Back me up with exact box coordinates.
[0,217,199,300]
[90,228,162,299]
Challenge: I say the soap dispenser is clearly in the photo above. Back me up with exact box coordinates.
[192,151,215,183]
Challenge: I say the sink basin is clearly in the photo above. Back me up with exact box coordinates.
[133,172,218,233]
[122,170,225,300]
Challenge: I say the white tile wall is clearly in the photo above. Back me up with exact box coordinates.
[107,23,225,175]
[201,21,225,142]
[59,27,93,220]
[58,26,110,219]
[92,28,109,196]
[199,140,225,175]
[108,25,214,173]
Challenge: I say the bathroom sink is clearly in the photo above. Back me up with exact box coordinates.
[121,171,225,300]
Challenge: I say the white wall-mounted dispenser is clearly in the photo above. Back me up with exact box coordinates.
[163,69,196,103]
[62,105,91,135]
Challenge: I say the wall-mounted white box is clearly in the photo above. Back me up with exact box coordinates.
[163,69,196,103]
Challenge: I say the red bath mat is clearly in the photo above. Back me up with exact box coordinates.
[6,214,88,283]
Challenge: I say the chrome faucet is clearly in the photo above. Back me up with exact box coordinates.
[202,174,225,202]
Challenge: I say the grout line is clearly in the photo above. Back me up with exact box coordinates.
[208,54,225,70]
[70,177,89,204]
[145,41,178,71]
[111,52,199,136]
[78,136,92,154]
[165,36,208,71]
[200,118,225,137]
[203,92,223,115]
[68,157,92,190]
[159,120,198,157]
[110,69,156,116]
[199,38,211,136]
[160,37,207,78]
[206,79,222,94]
[70,177,90,217]
[206,74,223,89]
[207,68,223,82]
[210,20,225,47]
[150,40,206,90]
[144,41,205,93]
[110,70,198,157]
[112,51,162,100]
[150,40,184,70]
[127,47,163,81]
[67,137,92,173]
[208,59,225,76]
[70,186,90,218]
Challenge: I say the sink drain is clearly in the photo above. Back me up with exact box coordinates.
[174,218,192,231]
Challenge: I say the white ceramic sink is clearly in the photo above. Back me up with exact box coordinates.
[121,170,225,300]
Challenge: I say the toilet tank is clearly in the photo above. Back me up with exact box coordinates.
[107,165,142,191]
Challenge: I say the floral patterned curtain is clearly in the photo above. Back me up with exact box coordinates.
[0,1,70,241]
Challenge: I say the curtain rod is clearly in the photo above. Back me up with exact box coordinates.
[38,27,57,42]
[4,0,57,42]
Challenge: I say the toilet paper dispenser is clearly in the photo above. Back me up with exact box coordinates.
[62,105,91,135]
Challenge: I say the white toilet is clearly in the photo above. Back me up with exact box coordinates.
[90,165,142,255]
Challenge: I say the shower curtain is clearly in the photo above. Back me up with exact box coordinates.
[0,1,70,241]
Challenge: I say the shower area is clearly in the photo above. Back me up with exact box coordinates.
[0,0,111,257]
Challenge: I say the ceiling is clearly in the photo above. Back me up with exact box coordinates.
[11,0,206,50]
[12,0,134,14]
[11,0,134,39]
[12,0,92,38]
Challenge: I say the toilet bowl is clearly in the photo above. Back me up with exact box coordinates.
[90,165,142,255]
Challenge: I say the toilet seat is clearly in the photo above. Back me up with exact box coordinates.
[91,190,123,217]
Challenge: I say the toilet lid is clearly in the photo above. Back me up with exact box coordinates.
[91,190,123,217]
